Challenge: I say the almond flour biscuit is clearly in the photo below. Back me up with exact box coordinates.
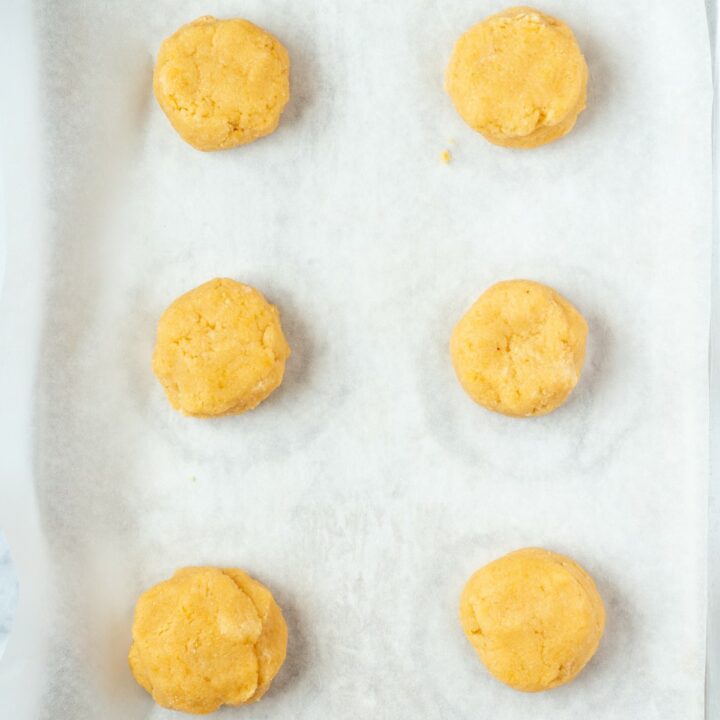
[459,548,605,692]
[154,16,290,151]
[152,278,290,417]
[445,7,588,148]
[129,566,288,714]
[450,280,587,417]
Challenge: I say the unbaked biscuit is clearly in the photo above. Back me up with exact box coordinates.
[154,16,290,151]
[152,278,290,417]
[459,547,605,692]
[450,279,587,417]
[445,7,588,148]
[129,566,288,714]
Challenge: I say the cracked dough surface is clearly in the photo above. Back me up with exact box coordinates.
[459,548,605,692]
[153,16,290,151]
[128,566,288,714]
[445,7,588,148]
[450,279,587,417]
[152,278,290,417]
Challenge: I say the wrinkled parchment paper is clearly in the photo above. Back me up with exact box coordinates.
[0,1,712,718]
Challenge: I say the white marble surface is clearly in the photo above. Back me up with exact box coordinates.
[0,535,17,658]
[0,36,15,655]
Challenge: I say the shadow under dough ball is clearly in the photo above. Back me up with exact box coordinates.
[459,548,605,692]
[445,6,588,148]
[152,278,291,418]
[129,567,288,714]
[450,279,588,417]
[153,16,290,151]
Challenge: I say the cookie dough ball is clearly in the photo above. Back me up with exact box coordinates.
[153,16,290,151]
[450,280,587,417]
[459,548,605,692]
[129,567,288,714]
[445,7,588,148]
[152,278,290,417]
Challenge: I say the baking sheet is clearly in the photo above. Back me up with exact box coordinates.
[0,1,713,718]
[707,1,720,717]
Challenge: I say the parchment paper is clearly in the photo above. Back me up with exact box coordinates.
[0,1,712,718]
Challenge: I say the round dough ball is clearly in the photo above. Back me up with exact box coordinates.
[450,280,587,417]
[459,548,605,692]
[445,7,588,148]
[129,566,288,714]
[152,278,290,417]
[153,16,290,151]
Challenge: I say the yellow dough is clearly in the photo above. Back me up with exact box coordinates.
[153,16,290,151]
[129,566,288,714]
[459,548,605,692]
[450,280,587,417]
[152,278,290,417]
[445,7,588,148]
